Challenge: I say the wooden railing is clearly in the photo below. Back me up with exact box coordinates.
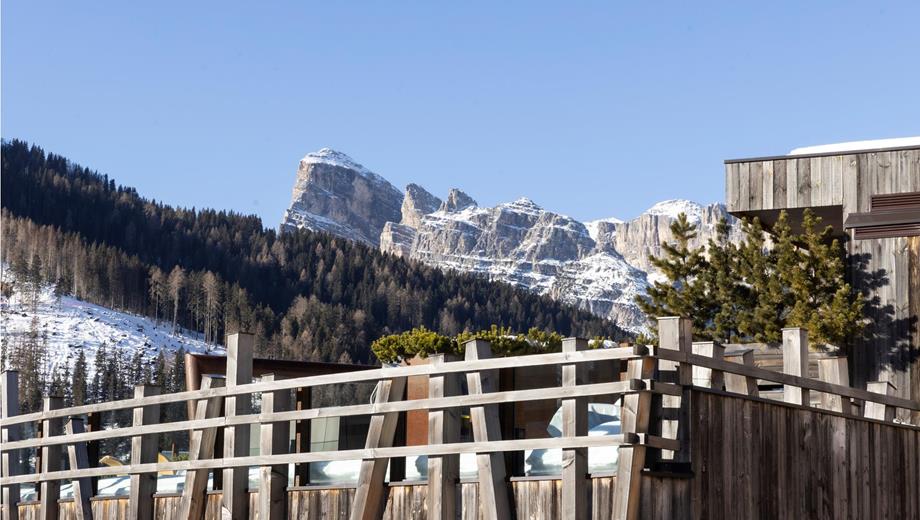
[1,317,919,520]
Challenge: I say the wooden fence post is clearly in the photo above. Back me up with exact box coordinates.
[782,328,810,406]
[65,418,93,520]
[612,349,655,520]
[350,376,407,520]
[865,381,896,421]
[561,338,588,520]
[426,354,460,520]
[464,339,512,520]
[85,413,101,496]
[1,371,21,520]
[293,387,312,487]
[258,374,291,520]
[178,375,226,520]
[129,385,161,520]
[818,357,850,413]
[657,317,691,462]
[724,349,759,397]
[222,333,254,520]
[40,396,64,520]
[691,342,724,390]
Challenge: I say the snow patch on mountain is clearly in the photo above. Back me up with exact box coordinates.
[643,199,705,223]
[1,273,219,378]
[584,217,623,242]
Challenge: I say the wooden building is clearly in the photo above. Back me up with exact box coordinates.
[724,138,920,411]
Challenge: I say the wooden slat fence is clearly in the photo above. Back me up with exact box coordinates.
[2,318,919,520]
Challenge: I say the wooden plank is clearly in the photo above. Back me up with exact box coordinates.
[762,161,774,209]
[865,381,896,421]
[773,160,787,209]
[464,339,511,520]
[691,342,724,390]
[818,358,849,413]
[782,328,810,406]
[258,374,291,520]
[1,347,647,429]
[426,355,460,520]
[560,338,588,520]
[749,161,764,210]
[738,162,750,211]
[0,379,643,457]
[128,385,161,520]
[612,355,655,520]
[39,396,64,520]
[724,350,758,397]
[796,158,811,207]
[657,317,691,461]
[350,376,407,520]
[293,387,312,487]
[1,371,21,520]
[65,419,93,520]
[222,333,254,520]
[178,376,226,520]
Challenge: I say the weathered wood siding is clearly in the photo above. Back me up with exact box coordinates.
[725,148,920,407]
[690,389,920,520]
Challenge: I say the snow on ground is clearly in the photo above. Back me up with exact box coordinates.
[0,273,221,377]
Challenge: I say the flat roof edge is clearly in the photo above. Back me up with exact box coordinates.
[724,144,920,164]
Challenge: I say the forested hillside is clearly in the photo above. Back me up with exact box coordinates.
[1,140,626,369]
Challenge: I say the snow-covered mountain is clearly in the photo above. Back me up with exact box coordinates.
[280,148,403,245]
[281,150,740,332]
[0,273,220,378]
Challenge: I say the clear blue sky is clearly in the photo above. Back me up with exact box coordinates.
[4,1,919,225]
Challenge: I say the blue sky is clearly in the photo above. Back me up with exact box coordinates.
[4,1,919,225]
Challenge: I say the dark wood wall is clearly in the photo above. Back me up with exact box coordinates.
[725,148,920,407]
[690,389,920,520]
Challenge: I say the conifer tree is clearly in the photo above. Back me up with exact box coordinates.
[635,213,710,338]
[72,349,89,406]
[782,209,863,346]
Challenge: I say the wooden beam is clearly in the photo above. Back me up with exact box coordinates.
[350,376,407,520]
[818,357,850,413]
[692,342,724,390]
[222,333,254,520]
[65,418,93,520]
[561,338,589,520]
[39,396,64,520]
[613,356,655,520]
[178,376,226,520]
[128,385,161,520]
[293,387,311,487]
[724,350,759,397]
[465,339,512,520]
[657,317,691,461]
[1,347,648,429]
[426,354,460,520]
[85,412,100,496]
[258,374,291,520]
[866,381,896,421]
[1,371,21,520]
[782,328,810,405]
[2,380,644,453]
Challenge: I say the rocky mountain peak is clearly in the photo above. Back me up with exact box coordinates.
[401,183,442,228]
[281,149,402,246]
[439,188,478,212]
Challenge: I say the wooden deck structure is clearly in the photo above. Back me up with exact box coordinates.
[724,143,920,418]
[3,321,919,519]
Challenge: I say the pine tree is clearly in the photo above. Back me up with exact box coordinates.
[636,213,711,338]
[701,218,745,342]
[782,209,863,346]
[72,349,89,406]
